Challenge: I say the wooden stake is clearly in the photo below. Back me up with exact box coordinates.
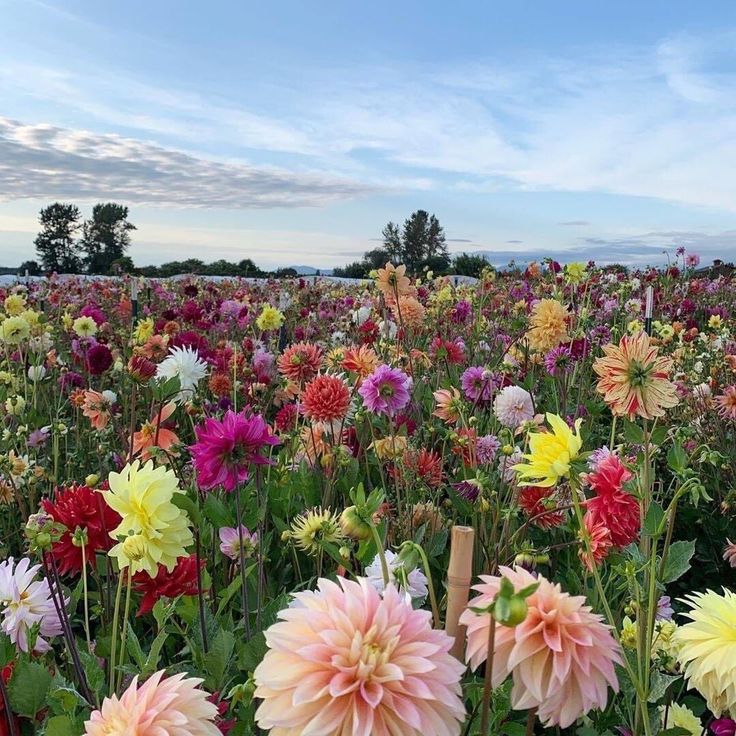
[445,525,475,660]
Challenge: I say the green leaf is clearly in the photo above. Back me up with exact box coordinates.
[45,715,83,736]
[660,728,691,736]
[144,629,170,675]
[642,502,665,537]
[203,492,234,528]
[8,659,52,718]
[204,629,235,689]
[237,631,267,672]
[648,670,681,702]
[125,622,146,670]
[623,420,645,444]
[661,540,695,584]
[78,650,106,698]
[667,442,688,474]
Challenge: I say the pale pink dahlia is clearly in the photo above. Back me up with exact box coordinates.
[84,670,219,735]
[254,577,465,735]
[460,566,621,729]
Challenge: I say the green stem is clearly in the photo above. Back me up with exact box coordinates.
[117,567,133,692]
[108,568,125,696]
[369,523,390,586]
[412,543,441,629]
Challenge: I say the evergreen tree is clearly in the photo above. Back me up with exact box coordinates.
[34,203,83,273]
[379,210,449,272]
[81,203,136,274]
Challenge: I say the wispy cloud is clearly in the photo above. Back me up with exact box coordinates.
[0,117,376,208]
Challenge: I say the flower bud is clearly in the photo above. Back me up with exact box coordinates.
[339,506,371,541]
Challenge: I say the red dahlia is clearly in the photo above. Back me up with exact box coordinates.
[132,554,204,615]
[42,483,122,576]
[301,374,351,423]
[584,455,640,547]
[518,486,565,529]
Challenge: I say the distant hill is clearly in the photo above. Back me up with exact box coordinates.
[290,265,333,276]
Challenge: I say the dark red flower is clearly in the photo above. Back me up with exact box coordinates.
[519,487,565,528]
[86,343,113,375]
[42,484,121,576]
[132,554,204,615]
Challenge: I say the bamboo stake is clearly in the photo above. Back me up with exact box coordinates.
[445,525,475,660]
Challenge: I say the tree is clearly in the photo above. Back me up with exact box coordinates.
[453,252,490,278]
[81,203,136,274]
[34,203,83,273]
[379,210,449,272]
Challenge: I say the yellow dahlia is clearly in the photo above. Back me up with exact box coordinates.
[513,413,583,487]
[102,460,193,576]
[525,299,569,352]
[593,331,679,420]
[290,507,343,555]
[675,588,736,716]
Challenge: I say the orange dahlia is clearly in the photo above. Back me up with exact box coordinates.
[391,296,425,329]
[375,262,415,298]
[301,374,351,423]
[341,345,379,381]
[277,342,324,384]
[592,331,679,419]
[525,299,569,352]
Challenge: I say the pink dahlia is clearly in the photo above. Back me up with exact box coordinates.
[84,670,219,735]
[358,364,412,417]
[190,410,279,493]
[493,385,534,428]
[715,385,736,420]
[254,577,465,735]
[584,454,639,547]
[461,566,621,728]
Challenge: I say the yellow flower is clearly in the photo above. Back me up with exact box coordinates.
[20,310,40,328]
[72,316,97,338]
[133,317,155,343]
[708,314,723,330]
[627,319,643,334]
[513,413,583,487]
[675,588,736,716]
[564,262,587,283]
[620,616,638,649]
[4,395,26,416]
[290,507,343,555]
[3,294,26,316]
[62,312,73,330]
[660,703,701,736]
[525,299,569,352]
[103,460,193,576]
[371,435,408,460]
[1,316,30,345]
[256,305,284,331]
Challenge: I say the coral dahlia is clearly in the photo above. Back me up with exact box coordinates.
[254,577,465,735]
[462,566,621,728]
[301,374,351,423]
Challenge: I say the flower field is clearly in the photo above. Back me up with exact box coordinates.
[0,257,735,735]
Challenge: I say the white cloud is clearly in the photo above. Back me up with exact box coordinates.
[0,117,376,208]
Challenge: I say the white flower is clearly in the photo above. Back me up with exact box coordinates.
[27,365,46,382]
[365,550,428,602]
[156,346,208,401]
[378,319,398,340]
[499,447,524,483]
[101,389,118,404]
[352,306,371,326]
[493,385,534,428]
[0,557,64,652]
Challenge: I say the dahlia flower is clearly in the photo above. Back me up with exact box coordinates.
[493,385,534,428]
[103,460,194,576]
[660,703,702,735]
[358,364,412,417]
[219,525,258,561]
[156,345,208,401]
[375,262,414,297]
[593,331,679,420]
[290,507,343,555]
[724,540,736,568]
[514,413,583,487]
[584,454,640,547]
[433,387,463,423]
[526,298,569,352]
[190,410,278,492]
[716,386,736,420]
[341,344,379,381]
[277,342,324,384]
[518,486,565,528]
[364,550,428,601]
[254,577,465,735]
[82,389,116,430]
[675,588,736,716]
[132,401,180,460]
[84,670,219,736]
[301,374,351,423]
[461,566,621,728]
[133,554,203,615]
[0,557,64,653]
[391,295,425,328]
[461,366,494,402]
[41,483,121,575]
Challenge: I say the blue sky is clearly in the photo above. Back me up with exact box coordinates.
[1,0,736,269]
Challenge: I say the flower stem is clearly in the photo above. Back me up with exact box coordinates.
[235,489,251,638]
[109,569,125,696]
[117,567,132,692]
[368,522,390,586]
[479,614,497,736]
